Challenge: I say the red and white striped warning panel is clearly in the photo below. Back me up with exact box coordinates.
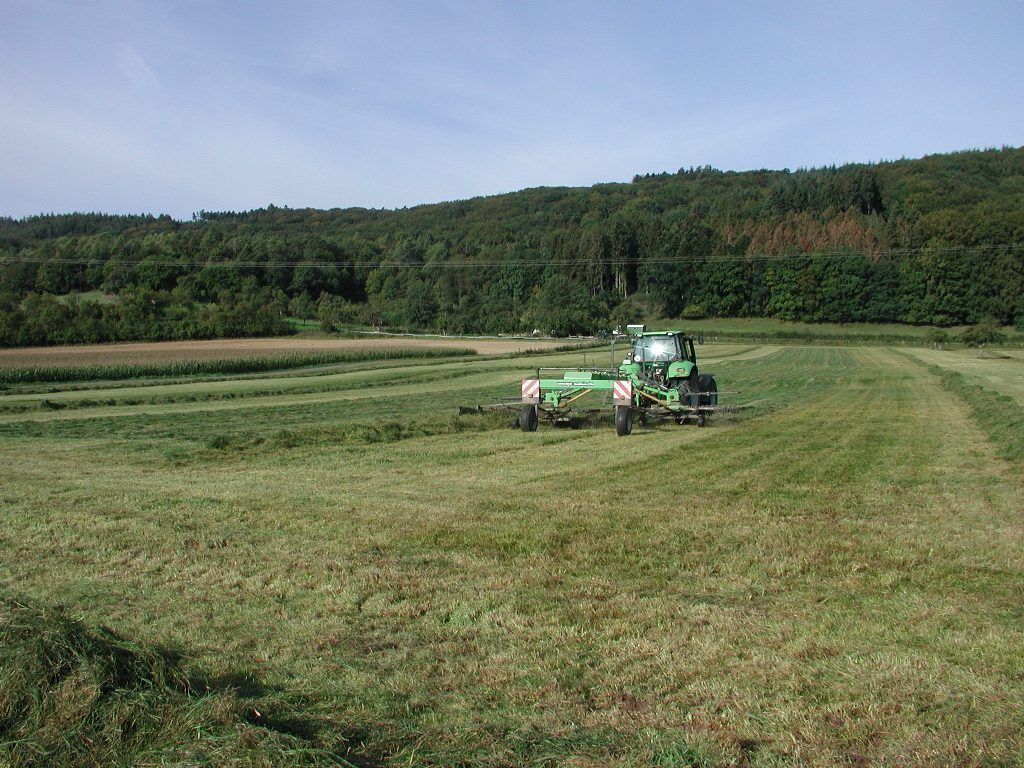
[522,379,540,399]
[613,380,632,401]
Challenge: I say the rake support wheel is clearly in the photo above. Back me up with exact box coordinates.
[615,405,633,437]
[520,405,538,432]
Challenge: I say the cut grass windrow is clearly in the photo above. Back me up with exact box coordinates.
[928,365,1024,462]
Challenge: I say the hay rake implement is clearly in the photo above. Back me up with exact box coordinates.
[461,325,741,436]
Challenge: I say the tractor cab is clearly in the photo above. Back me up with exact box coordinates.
[619,326,698,388]
[630,333,696,365]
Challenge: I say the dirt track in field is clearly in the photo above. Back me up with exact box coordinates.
[0,336,574,368]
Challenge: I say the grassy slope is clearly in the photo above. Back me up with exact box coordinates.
[688,318,1024,346]
[1,346,1022,766]
[687,317,955,338]
[54,290,119,305]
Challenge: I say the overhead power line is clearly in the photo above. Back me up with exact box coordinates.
[2,243,1021,270]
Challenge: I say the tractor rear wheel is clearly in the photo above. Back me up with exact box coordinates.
[698,374,718,407]
[614,405,633,436]
[520,405,538,432]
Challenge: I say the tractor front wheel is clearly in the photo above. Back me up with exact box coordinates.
[614,405,633,436]
[520,405,538,432]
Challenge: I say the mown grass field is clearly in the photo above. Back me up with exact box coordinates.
[1,339,1022,767]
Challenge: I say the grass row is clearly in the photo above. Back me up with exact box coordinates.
[198,410,516,457]
[0,359,527,415]
[930,365,1024,462]
[0,346,476,385]
[5,350,523,399]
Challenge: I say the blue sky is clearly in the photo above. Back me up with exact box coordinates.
[1,0,1021,219]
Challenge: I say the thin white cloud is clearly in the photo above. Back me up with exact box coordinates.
[115,44,161,91]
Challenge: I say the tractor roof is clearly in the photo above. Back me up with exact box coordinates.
[623,324,691,339]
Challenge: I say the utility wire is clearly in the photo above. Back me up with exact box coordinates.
[2,243,1021,269]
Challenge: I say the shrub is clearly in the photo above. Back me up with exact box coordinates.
[924,328,950,348]
[960,320,1006,346]
[681,303,706,319]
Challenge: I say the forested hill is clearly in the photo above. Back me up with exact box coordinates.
[1,146,1022,345]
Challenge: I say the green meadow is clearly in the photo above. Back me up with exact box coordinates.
[1,340,1022,767]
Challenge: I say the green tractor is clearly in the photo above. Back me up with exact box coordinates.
[617,325,718,426]
[517,324,720,436]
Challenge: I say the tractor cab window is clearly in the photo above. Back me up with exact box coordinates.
[632,335,680,362]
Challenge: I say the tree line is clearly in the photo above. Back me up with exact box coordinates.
[1,147,1022,345]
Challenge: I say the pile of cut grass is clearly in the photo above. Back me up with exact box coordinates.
[0,347,475,385]
[197,410,513,459]
[0,596,353,767]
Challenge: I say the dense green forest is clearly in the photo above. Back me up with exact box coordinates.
[1,147,1022,346]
